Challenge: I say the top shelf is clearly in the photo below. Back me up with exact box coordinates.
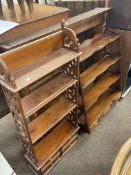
[80,34,121,62]
[12,48,81,91]
[0,48,80,92]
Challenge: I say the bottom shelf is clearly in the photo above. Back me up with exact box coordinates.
[79,90,121,131]
[26,119,79,173]
[87,90,121,130]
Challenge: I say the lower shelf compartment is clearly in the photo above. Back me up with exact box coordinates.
[41,135,77,175]
[26,119,78,174]
[79,90,121,132]
[32,119,78,168]
[86,90,121,130]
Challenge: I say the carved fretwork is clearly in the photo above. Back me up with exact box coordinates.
[63,58,79,79]
[1,86,37,165]
[66,107,78,126]
[65,83,78,104]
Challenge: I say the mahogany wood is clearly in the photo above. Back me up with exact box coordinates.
[33,119,78,167]
[72,9,122,132]
[80,34,121,62]
[28,97,77,144]
[0,25,80,174]
[80,55,120,89]
[0,31,81,92]
[83,73,120,110]
[21,73,77,118]
[86,90,121,130]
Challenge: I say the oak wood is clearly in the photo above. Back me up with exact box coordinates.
[83,73,120,109]
[33,119,78,166]
[21,73,77,118]
[86,90,121,130]
[81,55,120,89]
[28,97,77,144]
[80,34,121,62]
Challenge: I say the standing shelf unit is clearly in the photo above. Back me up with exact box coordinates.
[78,24,122,133]
[0,25,81,174]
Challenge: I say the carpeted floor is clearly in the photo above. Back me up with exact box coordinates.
[0,92,131,175]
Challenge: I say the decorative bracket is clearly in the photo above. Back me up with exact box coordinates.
[61,20,80,52]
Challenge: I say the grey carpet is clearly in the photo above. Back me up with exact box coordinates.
[0,92,131,175]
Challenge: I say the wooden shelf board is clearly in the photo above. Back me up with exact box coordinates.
[28,97,77,144]
[84,73,120,109]
[21,73,77,118]
[33,119,78,167]
[11,48,80,91]
[80,55,120,89]
[80,34,121,62]
[86,90,121,130]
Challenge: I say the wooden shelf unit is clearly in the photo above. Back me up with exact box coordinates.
[0,25,81,174]
[0,8,111,119]
[77,11,122,133]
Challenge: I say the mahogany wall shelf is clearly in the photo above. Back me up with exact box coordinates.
[77,13,122,133]
[0,25,81,174]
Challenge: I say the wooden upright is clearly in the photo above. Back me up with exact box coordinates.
[0,24,81,174]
